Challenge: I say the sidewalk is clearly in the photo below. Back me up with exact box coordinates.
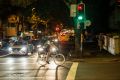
[69,42,120,62]
[70,51,120,63]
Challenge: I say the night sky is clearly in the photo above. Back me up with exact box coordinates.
[28,0,71,25]
[27,0,111,33]
[84,0,111,33]
[0,0,114,33]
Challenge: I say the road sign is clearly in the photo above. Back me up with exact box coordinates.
[70,4,77,17]
[85,20,91,27]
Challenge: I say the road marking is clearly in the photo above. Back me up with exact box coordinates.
[66,62,78,80]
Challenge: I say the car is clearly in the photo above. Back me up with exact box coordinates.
[0,40,10,55]
[8,41,34,55]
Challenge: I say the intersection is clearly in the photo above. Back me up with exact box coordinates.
[0,53,120,80]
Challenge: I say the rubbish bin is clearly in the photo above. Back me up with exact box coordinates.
[108,36,120,55]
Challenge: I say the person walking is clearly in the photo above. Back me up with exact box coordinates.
[98,33,104,52]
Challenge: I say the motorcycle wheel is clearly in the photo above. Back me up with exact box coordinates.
[37,53,47,65]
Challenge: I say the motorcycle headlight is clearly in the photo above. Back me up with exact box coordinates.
[21,47,27,51]
[38,47,44,52]
[8,47,12,51]
[53,39,58,42]
[37,45,41,48]
[51,47,57,52]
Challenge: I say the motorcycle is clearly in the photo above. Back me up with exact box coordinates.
[36,40,65,65]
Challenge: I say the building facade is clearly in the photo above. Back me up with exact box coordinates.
[109,0,120,31]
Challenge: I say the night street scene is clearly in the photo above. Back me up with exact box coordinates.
[0,0,120,80]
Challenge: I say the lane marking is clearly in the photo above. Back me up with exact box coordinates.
[66,62,78,80]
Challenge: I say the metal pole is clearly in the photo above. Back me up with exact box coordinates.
[79,1,86,58]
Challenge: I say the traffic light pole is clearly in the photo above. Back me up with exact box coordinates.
[66,0,85,58]
[74,20,80,56]
[79,23,84,58]
[75,1,85,58]
[74,20,84,58]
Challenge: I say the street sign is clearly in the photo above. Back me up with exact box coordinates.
[85,20,91,27]
[70,4,77,17]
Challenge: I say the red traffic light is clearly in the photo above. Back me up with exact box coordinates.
[77,3,84,11]
[55,27,60,32]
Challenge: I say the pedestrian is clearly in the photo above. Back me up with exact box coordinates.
[98,33,104,52]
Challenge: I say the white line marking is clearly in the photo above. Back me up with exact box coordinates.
[66,62,78,80]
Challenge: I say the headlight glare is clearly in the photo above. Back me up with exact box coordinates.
[8,47,12,51]
[37,45,41,48]
[54,39,58,42]
[51,47,56,52]
[21,47,27,51]
[38,47,43,52]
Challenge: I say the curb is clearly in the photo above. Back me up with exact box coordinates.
[70,57,120,63]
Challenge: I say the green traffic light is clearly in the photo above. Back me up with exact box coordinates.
[78,15,83,20]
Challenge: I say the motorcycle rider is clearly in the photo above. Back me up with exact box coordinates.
[44,39,57,64]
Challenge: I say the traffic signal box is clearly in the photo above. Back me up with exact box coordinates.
[77,2,85,22]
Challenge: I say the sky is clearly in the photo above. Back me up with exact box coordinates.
[0,0,116,33]
[83,0,111,33]
[31,0,111,33]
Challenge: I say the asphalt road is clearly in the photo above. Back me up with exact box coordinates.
[0,42,120,80]
[76,62,120,80]
[0,53,120,80]
[0,53,71,80]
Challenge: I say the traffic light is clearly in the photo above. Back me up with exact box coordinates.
[77,2,85,22]
[55,27,60,32]
[77,3,84,11]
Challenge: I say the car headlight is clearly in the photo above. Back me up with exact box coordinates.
[0,42,2,46]
[21,47,27,51]
[8,47,12,51]
[0,41,2,44]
